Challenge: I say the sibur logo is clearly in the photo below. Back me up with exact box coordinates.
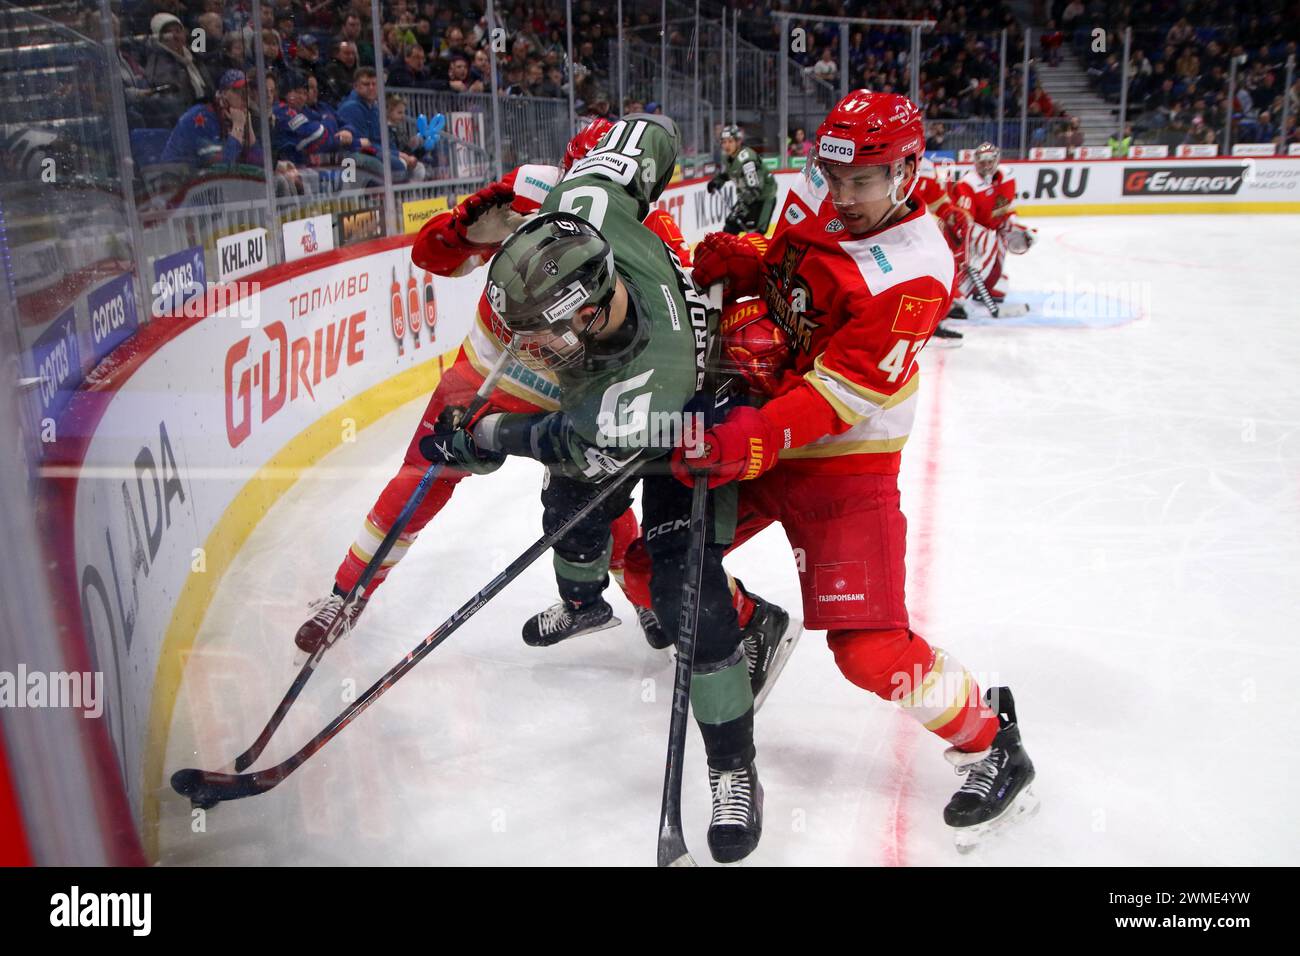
[1123,165,1246,195]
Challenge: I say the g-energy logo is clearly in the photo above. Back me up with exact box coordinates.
[50,886,151,936]
[818,135,856,162]
[1122,165,1247,195]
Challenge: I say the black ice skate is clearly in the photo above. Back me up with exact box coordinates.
[741,592,801,711]
[637,605,672,650]
[930,322,964,348]
[707,763,764,864]
[522,598,620,647]
[946,300,968,320]
[294,590,368,657]
[943,686,1039,852]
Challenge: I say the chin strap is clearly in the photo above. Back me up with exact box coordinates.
[863,158,920,235]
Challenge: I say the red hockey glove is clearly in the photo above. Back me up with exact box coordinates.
[451,181,517,246]
[719,301,791,399]
[691,231,766,298]
[670,405,782,489]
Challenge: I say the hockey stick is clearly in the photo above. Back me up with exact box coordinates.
[229,347,515,773]
[657,282,724,867]
[655,473,710,867]
[965,262,1001,318]
[171,455,643,808]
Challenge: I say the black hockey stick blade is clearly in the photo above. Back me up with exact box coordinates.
[657,824,697,867]
[170,766,279,807]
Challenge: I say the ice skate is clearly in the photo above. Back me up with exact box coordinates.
[943,686,1039,852]
[930,322,964,347]
[707,762,763,864]
[294,590,367,661]
[741,593,801,710]
[522,597,620,647]
[637,605,672,650]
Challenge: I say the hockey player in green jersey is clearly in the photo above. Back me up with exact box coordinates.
[419,114,784,861]
[707,124,777,235]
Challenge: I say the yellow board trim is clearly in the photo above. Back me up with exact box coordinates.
[141,348,456,860]
[1019,201,1300,216]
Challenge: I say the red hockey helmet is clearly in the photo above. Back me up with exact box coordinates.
[814,90,925,169]
[563,117,615,170]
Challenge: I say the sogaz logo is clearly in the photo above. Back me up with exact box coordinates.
[818,135,855,162]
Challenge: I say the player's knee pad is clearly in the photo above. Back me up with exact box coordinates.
[608,508,640,574]
[826,627,935,700]
[620,537,653,609]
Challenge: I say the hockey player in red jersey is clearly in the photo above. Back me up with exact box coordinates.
[294,119,685,655]
[912,157,966,343]
[649,91,1038,849]
[951,142,1036,308]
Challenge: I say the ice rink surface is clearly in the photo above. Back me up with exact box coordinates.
[159,215,1300,866]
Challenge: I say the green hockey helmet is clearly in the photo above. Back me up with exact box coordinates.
[485,212,618,371]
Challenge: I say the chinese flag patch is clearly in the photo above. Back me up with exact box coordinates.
[890,294,944,336]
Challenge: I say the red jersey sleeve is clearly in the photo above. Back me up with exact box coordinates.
[642,207,692,267]
[756,275,952,450]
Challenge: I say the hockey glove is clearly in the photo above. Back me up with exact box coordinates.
[691,231,766,298]
[670,405,781,489]
[706,173,727,194]
[454,181,522,247]
[418,405,505,475]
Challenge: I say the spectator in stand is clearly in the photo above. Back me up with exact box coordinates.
[502,61,527,96]
[338,66,410,180]
[219,32,246,76]
[1185,115,1216,145]
[385,92,429,180]
[925,122,947,152]
[1108,123,1133,156]
[160,68,259,168]
[389,41,439,90]
[273,69,352,183]
[1041,20,1064,66]
[810,48,837,83]
[146,12,212,126]
[1176,46,1201,82]
[323,41,359,104]
[447,54,485,93]
[304,73,363,157]
[193,12,226,88]
[1063,114,1085,148]
[470,48,492,86]
[524,59,561,98]
[439,26,469,60]
[338,13,372,66]
[1062,0,1085,29]
[624,98,645,115]
[785,126,806,156]
[1167,18,1195,48]
[292,33,328,88]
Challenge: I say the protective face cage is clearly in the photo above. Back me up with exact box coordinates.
[500,287,615,373]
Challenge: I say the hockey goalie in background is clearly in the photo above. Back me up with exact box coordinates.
[948,142,1036,318]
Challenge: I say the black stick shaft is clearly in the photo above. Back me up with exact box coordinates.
[230,349,514,772]
[173,459,642,804]
[656,475,709,867]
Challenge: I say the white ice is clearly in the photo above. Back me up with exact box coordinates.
[159,215,1300,866]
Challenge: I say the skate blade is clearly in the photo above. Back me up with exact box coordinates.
[952,784,1041,853]
[527,616,622,647]
[929,335,963,349]
[753,620,803,712]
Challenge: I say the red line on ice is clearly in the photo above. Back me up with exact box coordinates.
[879,349,948,867]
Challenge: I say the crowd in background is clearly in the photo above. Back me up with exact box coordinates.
[1064,0,1298,148]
